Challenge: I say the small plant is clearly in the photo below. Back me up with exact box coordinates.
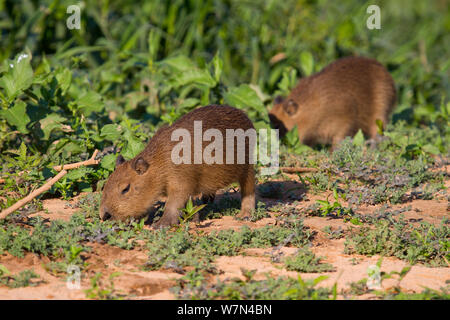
[316,189,352,217]
[84,272,123,300]
[0,267,43,288]
[323,226,344,239]
[284,248,334,273]
[178,197,206,226]
[249,201,270,222]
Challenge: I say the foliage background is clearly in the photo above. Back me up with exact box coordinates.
[0,0,449,205]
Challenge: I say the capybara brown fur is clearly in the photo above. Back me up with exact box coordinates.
[269,56,396,149]
[100,105,256,228]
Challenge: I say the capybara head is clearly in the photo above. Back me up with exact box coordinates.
[100,155,159,221]
[268,95,298,138]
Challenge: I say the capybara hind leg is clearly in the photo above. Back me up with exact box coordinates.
[237,168,255,219]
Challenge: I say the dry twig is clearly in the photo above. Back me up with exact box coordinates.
[280,167,318,174]
[0,150,100,219]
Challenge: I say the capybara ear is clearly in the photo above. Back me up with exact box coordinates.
[274,95,284,105]
[132,157,149,175]
[116,155,125,166]
[283,99,298,116]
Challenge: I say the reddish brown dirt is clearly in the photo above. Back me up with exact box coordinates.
[0,175,448,300]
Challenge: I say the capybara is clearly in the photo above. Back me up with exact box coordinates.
[100,105,256,228]
[269,56,396,149]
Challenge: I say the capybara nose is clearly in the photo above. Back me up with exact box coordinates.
[100,208,112,221]
[102,212,112,221]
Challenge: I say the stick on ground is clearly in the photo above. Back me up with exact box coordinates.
[280,167,318,174]
[0,150,100,219]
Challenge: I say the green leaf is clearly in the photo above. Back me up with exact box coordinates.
[0,100,31,133]
[162,55,196,72]
[100,154,118,171]
[18,142,27,162]
[422,144,440,155]
[121,131,145,160]
[172,69,216,88]
[66,167,92,180]
[212,52,223,82]
[0,53,33,101]
[0,264,11,276]
[55,67,72,96]
[76,91,104,116]
[312,275,329,286]
[375,119,384,135]
[100,124,123,142]
[352,129,365,146]
[300,51,314,76]
[39,114,67,140]
[223,84,265,112]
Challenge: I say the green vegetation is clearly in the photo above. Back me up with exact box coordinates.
[344,217,449,267]
[0,266,43,288]
[284,248,334,273]
[173,269,336,300]
[0,0,448,300]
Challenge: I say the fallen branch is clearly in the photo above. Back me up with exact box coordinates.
[0,149,100,219]
[52,149,99,171]
[0,170,67,219]
[280,167,318,174]
[0,150,100,183]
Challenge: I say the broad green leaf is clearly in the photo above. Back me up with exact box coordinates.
[223,84,265,111]
[101,154,118,171]
[121,131,145,159]
[66,167,92,180]
[178,98,200,109]
[422,144,440,155]
[0,53,33,101]
[76,91,104,116]
[55,67,72,96]
[162,55,196,72]
[100,124,123,142]
[172,69,216,88]
[39,114,67,140]
[0,100,30,133]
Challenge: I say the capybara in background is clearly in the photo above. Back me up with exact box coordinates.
[269,56,396,149]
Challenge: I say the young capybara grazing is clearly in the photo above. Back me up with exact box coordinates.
[100,105,256,228]
[269,56,396,149]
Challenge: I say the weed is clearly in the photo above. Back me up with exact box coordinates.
[344,217,449,266]
[284,248,334,273]
[84,272,123,300]
[249,201,270,222]
[173,269,335,300]
[323,226,344,240]
[0,268,43,288]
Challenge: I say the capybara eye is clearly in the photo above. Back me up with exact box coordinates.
[121,184,130,195]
